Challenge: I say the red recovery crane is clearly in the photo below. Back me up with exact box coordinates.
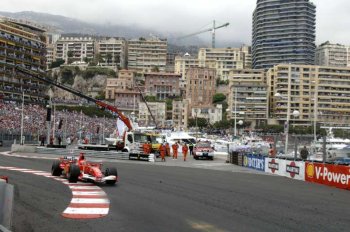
[15,66,133,132]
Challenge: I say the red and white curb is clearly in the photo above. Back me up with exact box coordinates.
[0,165,110,219]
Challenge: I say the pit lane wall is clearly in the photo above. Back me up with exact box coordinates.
[230,153,350,191]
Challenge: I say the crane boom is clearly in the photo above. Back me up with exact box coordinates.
[178,20,229,48]
[15,66,133,131]
[134,84,157,128]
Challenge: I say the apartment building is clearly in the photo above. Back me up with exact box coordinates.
[191,105,222,125]
[315,41,350,67]
[172,99,189,130]
[198,45,252,80]
[138,102,166,127]
[45,32,60,68]
[0,18,47,103]
[144,72,181,100]
[227,69,268,128]
[252,0,316,69]
[46,43,54,69]
[127,37,167,72]
[267,64,350,127]
[166,52,176,72]
[174,53,199,80]
[185,67,216,107]
[105,70,140,110]
[95,37,126,69]
[55,36,95,64]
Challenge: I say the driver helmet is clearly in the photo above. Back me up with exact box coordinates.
[79,152,85,160]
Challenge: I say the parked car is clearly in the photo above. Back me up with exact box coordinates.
[193,142,214,160]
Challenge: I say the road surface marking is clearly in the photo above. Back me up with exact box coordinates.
[0,165,111,219]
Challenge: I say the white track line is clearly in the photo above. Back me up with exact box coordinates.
[0,165,110,219]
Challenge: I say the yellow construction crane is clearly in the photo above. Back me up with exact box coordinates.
[178,20,229,48]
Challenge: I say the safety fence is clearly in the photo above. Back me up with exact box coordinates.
[35,147,156,162]
[0,133,39,147]
[228,152,350,191]
[36,147,130,160]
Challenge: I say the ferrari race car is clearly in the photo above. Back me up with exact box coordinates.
[51,153,118,185]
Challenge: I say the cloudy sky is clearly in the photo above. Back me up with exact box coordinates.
[2,0,349,45]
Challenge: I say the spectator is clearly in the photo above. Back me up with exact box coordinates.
[189,143,194,156]
[300,146,309,160]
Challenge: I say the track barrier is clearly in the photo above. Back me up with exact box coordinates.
[35,147,130,160]
[228,152,350,191]
[0,181,13,231]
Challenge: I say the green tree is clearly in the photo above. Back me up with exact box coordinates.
[166,99,173,111]
[50,59,65,69]
[67,51,74,64]
[213,93,226,103]
[151,66,160,72]
[188,118,208,128]
[213,120,231,129]
[144,95,158,102]
[106,53,113,64]
[60,68,74,85]
[95,90,106,100]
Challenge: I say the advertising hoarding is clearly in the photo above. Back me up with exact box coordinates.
[305,162,350,190]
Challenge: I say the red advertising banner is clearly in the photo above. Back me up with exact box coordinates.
[305,162,350,190]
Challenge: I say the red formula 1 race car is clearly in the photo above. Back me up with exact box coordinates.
[51,153,118,185]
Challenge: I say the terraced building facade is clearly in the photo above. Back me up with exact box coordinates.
[0,18,47,103]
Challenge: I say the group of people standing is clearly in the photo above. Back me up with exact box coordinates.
[143,141,194,162]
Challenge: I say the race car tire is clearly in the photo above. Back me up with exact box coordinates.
[51,160,62,176]
[104,167,118,185]
[67,164,80,183]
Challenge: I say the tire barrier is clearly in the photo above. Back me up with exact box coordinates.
[0,181,13,231]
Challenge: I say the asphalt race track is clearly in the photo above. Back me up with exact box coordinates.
[1,151,350,232]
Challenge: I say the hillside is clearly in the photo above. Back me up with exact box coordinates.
[0,11,242,48]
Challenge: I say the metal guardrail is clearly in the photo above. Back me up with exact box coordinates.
[36,147,130,160]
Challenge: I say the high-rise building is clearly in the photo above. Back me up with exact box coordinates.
[252,0,316,69]
[315,41,350,67]
[0,18,47,103]
[127,37,167,72]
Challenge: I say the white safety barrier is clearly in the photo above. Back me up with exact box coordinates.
[0,181,13,231]
[148,154,155,162]
[265,158,306,181]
